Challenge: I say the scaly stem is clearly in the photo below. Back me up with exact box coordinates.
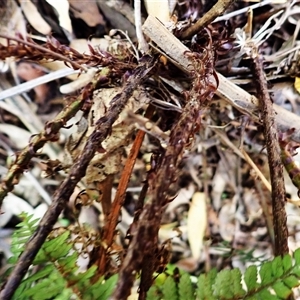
[250,54,288,256]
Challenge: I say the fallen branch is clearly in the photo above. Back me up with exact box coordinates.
[179,0,235,40]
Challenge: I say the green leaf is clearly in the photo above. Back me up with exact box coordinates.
[231,268,246,297]
[244,265,258,292]
[21,264,54,284]
[43,231,70,253]
[162,276,178,300]
[272,281,292,299]
[197,269,217,300]
[257,288,280,300]
[76,265,97,288]
[294,248,300,265]
[147,285,161,300]
[213,269,235,299]
[271,256,283,278]
[291,265,300,277]
[58,252,78,270]
[50,242,73,258]
[283,275,299,289]
[88,274,118,300]
[22,276,64,299]
[282,254,292,272]
[178,273,194,300]
[260,261,273,285]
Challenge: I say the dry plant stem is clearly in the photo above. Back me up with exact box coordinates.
[113,39,217,299]
[0,34,86,71]
[97,105,154,275]
[143,16,300,144]
[250,54,288,256]
[179,0,235,40]
[0,58,155,300]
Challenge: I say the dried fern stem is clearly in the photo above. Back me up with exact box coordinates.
[114,33,218,299]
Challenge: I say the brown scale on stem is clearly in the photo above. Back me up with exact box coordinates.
[113,29,218,300]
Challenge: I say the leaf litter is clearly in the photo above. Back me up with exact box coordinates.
[1,0,300,298]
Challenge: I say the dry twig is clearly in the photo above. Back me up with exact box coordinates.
[179,0,235,40]
[250,53,288,256]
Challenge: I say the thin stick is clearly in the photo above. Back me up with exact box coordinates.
[97,106,154,276]
[250,54,288,256]
[179,0,235,40]
[134,0,148,54]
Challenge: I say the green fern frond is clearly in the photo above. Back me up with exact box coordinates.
[8,213,39,264]
[147,285,161,300]
[149,249,300,300]
[162,276,178,300]
[178,273,194,300]
[5,213,117,300]
[198,250,300,299]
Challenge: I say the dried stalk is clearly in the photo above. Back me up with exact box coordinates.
[113,31,218,299]
[0,57,155,300]
[250,53,288,256]
[0,34,133,71]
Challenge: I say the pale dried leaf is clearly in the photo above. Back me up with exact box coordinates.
[68,0,105,27]
[211,172,227,210]
[0,0,27,41]
[0,124,31,149]
[165,184,195,216]
[46,0,73,34]
[60,68,97,94]
[65,87,149,185]
[144,0,170,23]
[1,193,34,227]
[218,200,236,242]
[175,257,199,273]
[187,192,207,261]
[19,0,52,35]
[159,222,180,240]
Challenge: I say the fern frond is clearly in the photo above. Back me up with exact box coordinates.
[149,250,300,300]
[147,285,161,300]
[197,250,300,299]
[8,213,39,264]
[178,273,194,300]
[5,213,117,300]
[162,276,178,300]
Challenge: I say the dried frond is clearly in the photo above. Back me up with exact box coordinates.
[0,34,135,71]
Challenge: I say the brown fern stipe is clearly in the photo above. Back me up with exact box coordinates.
[113,29,218,300]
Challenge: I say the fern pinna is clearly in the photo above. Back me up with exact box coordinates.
[147,251,300,300]
[2,213,117,300]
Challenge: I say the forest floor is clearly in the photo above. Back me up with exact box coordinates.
[1,0,300,299]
